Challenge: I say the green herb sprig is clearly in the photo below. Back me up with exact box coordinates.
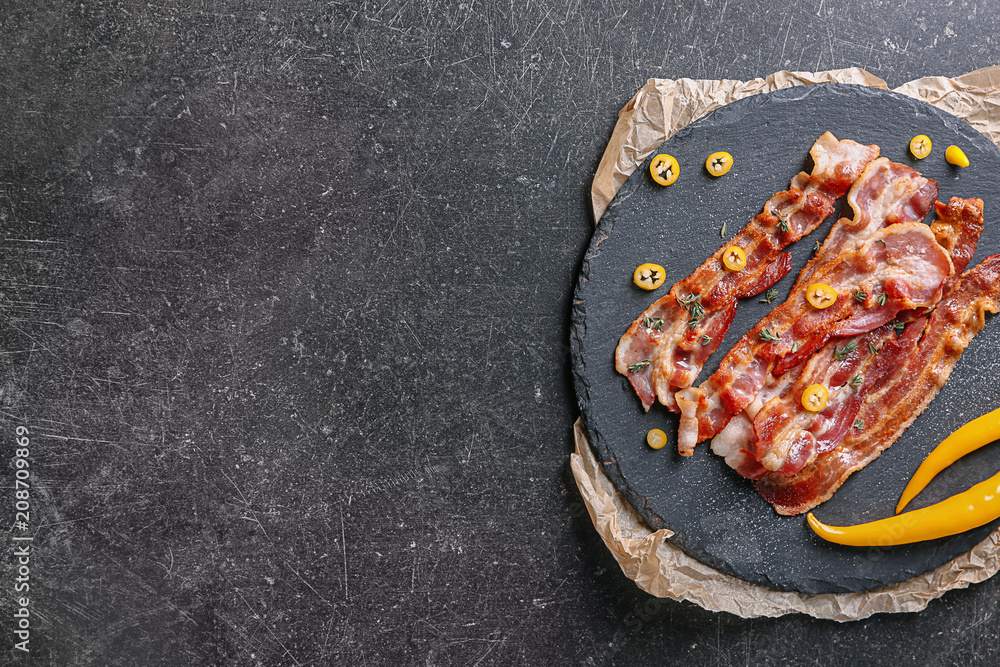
[675,293,705,330]
[833,341,858,361]
[772,208,789,233]
[643,316,665,331]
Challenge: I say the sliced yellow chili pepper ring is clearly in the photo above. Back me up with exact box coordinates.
[801,384,829,412]
[646,428,668,450]
[805,283,837,309]
[946,145,970,167]
[649,154,679,186]
[722,246,747,271]
[705,151,733,177]
[633,263,666,290]
[896,406,1000,514]
[909,134,932,159]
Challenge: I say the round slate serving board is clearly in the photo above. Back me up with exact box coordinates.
[571,84,1000,594]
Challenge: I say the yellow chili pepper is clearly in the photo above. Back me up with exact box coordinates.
[896,406,1000,514]
[807,466,1000,546]
[805,283,837,309]
[705,151,733,177]
[647,428,668,450]
[801,384,829,412]
[650,154,679,186]
[633,263,666,290]
[722,246,747,271]
[946,145,969,168]
[909,134,932,159]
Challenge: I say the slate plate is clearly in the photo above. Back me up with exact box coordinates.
[571,84,1000,594]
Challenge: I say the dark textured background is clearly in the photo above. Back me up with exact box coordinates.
[3,1,1000,665]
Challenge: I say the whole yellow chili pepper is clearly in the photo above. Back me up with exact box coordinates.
[807,467,1000,546]
[896,406,1000,514]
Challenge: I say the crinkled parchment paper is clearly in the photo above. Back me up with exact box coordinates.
[574,66,1000,620]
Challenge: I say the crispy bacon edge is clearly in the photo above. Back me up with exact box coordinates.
[615,132,879,412]
[753,253,1000,515]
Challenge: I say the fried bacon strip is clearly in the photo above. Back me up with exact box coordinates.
[712,198,982,480]
[678,222,955,455]
[930,197,985,289]
[710,197,984,509]
[676,164,942,455]
[709,328,891,483]
[711,368,802,480]
[790,158,939,294]
[754,253,1000,515]
[616,133,878,411]
[748,197,981,476]
[751,325,897,476]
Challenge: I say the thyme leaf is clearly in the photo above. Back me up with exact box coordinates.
[854,418,866,431]
[771,208,789,227]
[759,329,780,342]
[853,288,868,304]
[876,292,887,306]
[833,341,858,361]
[676,293,704,328]
[699,334,711,345]
[849,374,864,389]
[643,316,664,331]
[759,288,779,304]
[628,360,651,372]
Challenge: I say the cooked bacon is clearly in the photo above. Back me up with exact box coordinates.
[754,254,1000,515]
[771,162,938,375]
[678,223,954,454]
[677,165,941,454]
[616,133,878,411]
[710,366,803,480]
[753,198,983,475]
[712,196,985,484]
[931,197,985,288]
[752,326,895,475]
[789,158,939,294]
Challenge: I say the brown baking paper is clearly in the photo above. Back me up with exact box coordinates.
[576,66,1000,619]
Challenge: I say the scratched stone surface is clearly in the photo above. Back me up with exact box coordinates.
[2,1,1000,665]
